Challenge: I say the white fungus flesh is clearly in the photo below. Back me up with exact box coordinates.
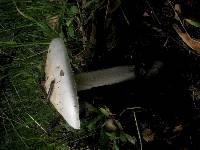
[45,38,80,129]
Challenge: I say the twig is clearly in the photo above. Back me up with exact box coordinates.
[163,36,169,47]
[120,6,130,26]
[192,90,196,108]
[190,85,197,109]
[167,0,186,31]
[119,107,143,117]
[145,0,161,25]
[133,111,143,150]
[119,107,144,149]
[104,0,110,29]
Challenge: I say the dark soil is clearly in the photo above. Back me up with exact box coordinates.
[78,0,200,149]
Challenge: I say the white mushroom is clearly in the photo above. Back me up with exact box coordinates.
[45,38,80,129]
[45,38,136,129]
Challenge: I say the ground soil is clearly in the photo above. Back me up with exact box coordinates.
[77,0,200,149]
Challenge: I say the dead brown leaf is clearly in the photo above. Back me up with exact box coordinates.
[173,24,200,54]
[48,16,58,30]
[142,128,155,142]
[173,124,184,133]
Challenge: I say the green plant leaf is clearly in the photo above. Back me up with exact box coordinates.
[85,102,98,113]
[70,5,78,15]
[99,106,112,117]
[125,133,136,145]
[15,4,56,38]
[114,143,119,150]
[66,18,73,27]
[87,114,104,129]
[184,18,200,28]
[105,132,117,140]
[67,25,75,38]
[119,132,127,143]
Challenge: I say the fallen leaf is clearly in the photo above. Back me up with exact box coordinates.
[174,4,181,20]
[173,24,200,54]
[173,124,183,134]
[142,128,155,142]
[48,16,58,30]
[125,133,136,145]
[113,119,123,130]
[184,18,200,28]
[104,119,117,132]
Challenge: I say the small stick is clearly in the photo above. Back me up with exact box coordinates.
[168,0,200,54]
[133,111,143,150]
